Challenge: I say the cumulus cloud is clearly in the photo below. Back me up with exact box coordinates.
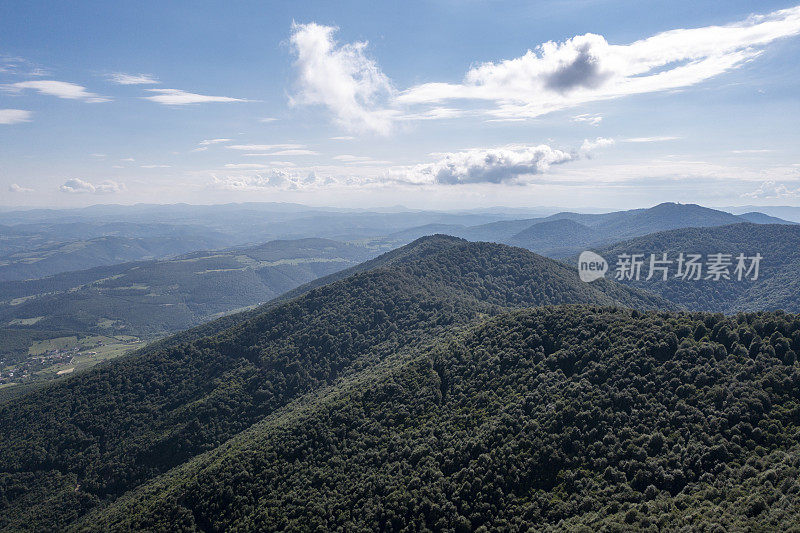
[0,109,31,124]
[209,170,296,190]
[290,22,397,134]
[59,178,125,194]
[8,183,34,193]
[107,73,159,85]
[396,6,800,119]
[743,180,800,199]
[4,80,110,102]
[144,88,250,105]
[396,144,576,185]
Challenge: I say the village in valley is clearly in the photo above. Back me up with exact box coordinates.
[0,335,142,389]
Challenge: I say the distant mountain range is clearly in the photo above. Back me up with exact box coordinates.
[378,203,797,258]
[0,202,793,283]
[1,236,796,530]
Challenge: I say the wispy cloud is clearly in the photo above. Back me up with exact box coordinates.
[107,73,159,85]
[144,88,250,105]
[141,164,171,168]
[8,183,34,193]
[389,6,800,120]
[227,144,307,151]
[259,117,278,123]
[269,149,319,156]
[200,138,232,146]
[333,155,373,162]
[4,80,110,102]
[0,109,32,124]
[572,113,603,125]
[624,136,680,143]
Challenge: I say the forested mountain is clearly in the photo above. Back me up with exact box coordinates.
[0,236,670,531]
[0,238,375,365]
[79,306,800,531]
[508,219,599,257]
[377,203,792,258]
[594,223,800,313]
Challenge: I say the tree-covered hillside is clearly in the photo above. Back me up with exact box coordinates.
[0,236,667,531]
[594,223,800,313]
[80,306,800,531]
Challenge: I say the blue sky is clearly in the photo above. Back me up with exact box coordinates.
[2,0,800,209]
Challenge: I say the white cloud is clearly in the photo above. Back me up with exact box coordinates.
[227,143,306,151]
[743,180,800,199]
[199,138,232,146]
[224,163,270,169]
[8,183,34,193]
[4,80,110,102]
[398,107,464,121]
[731,148,775,154]
[259,117,278,122]
[143,88,250,105]
[108,73,159,85]
[0,109,31,124]
[141,164,171,168]
[579,137,615,155]
[572,113,603,125]
[333,155,372,162]
[209,170,296,190]
[269,149,319,156]
[120,158,135,162]
[396,6,800,119]
[396,144,576,185]
[59,178,125,194]
[290,22,397,134]
[330,136,355,140]
[624,136,680,143]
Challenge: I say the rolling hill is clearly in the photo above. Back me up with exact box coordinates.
[508,219,600,256]
[0,236,672,531]
[0,238,376,368]
[591,223,800,313]
[0,223,234,282]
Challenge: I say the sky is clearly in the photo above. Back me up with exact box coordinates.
[1,0,800,210]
